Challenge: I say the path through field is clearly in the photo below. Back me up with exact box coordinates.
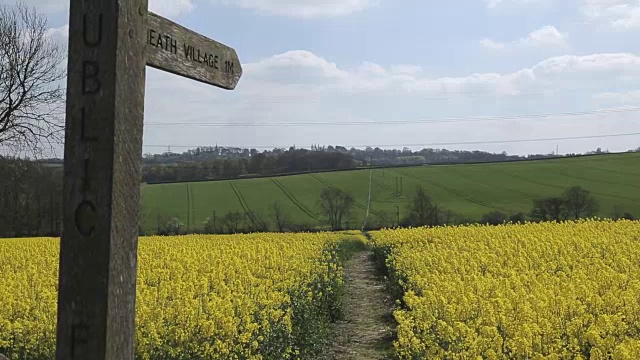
[324,249,396,360]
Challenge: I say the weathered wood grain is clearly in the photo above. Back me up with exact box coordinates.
[146,12,242,90]
[56,1,147,359]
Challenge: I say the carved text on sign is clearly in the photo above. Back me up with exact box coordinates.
[147,29,235,74]
[145,12,242,90]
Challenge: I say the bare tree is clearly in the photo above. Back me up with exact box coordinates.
[0,3,65,155]
[404,187,440,227]
[531,197,567,222]
[563,186,599,220]
[222,211,244,234]
[270,201,290,233]
[319,188,354,230]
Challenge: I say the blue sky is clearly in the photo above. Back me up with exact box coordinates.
[4,0,640,155]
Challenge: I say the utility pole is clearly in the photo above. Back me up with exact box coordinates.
[186,183,191,232]
[396,205,400,226]
[361,168,373,231]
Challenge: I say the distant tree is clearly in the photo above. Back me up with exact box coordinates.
[222,211,244,234]
[203,215,220,234]
[319,188,354,230]
[138,206,147,236]
[440,209,455,226]
[508,212,526,224]
[0,3,66,154]
[364,211,394,230]
[531,197,568,222]
[270,201,291,233]
[246,211,269,233]
[0,156,62,237]
[563,186,598,220]
[404,187,440,227]
[480,211,507,226]
[612,206,635,221]
[162,218,184,236]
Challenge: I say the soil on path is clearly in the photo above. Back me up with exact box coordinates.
[323,250,396,360]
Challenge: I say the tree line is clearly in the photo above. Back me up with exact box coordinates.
[139,145,630,184]
[153,182,636,237]
[478,185,635,225]
[2,152,639,237]
[0,156,63,237]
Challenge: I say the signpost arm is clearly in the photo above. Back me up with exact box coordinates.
[56,1,148,359]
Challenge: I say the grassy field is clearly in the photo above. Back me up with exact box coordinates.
[140,152,640,234]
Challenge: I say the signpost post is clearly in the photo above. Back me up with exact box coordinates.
[56,2,242,359]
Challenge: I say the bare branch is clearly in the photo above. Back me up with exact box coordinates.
[0,2,66,156]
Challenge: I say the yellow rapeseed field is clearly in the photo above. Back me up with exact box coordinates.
[371,220,640,360]
[0,233,347,359]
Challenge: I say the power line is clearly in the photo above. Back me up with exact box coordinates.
[178,85,634,105]
[144,106,640,127]
[6,131,639,156]
[140,131,640,150]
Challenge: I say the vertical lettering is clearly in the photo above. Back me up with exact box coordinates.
[82,159,90,193]
[214,55,219,70]
[82,61,101,95]
[208,54,214,67]
[82,14,103,47]
[80,108,97,142]
[170,39,177,54]
[75,201,96,237]
[148,29,156,46]
[163,35,171,51]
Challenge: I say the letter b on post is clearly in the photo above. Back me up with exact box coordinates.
[82,61,101,95]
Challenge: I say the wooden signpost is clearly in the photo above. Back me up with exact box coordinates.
[56,1,242,359]
[146,13,242,90]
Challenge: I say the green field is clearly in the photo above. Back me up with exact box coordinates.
[140,152,640,233]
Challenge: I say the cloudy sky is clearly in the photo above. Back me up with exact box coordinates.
[5,0,640,155]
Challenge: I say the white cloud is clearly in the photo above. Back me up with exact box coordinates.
[593,90,640,104]
[391,65,423,75]
[211,0,376,18]
[245,50,348,84]
[0,0,67,14]
[0,0,194,17]
[45,24,68,42]
[480,38,506,50]
[482,26,567,51]
[582,0,640,29]
[357,62,388,76]
[517,25,568,47]
[485,0,553,9]
[142,50,640,156]
[149,0,194,18]
[197,51,640,98]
